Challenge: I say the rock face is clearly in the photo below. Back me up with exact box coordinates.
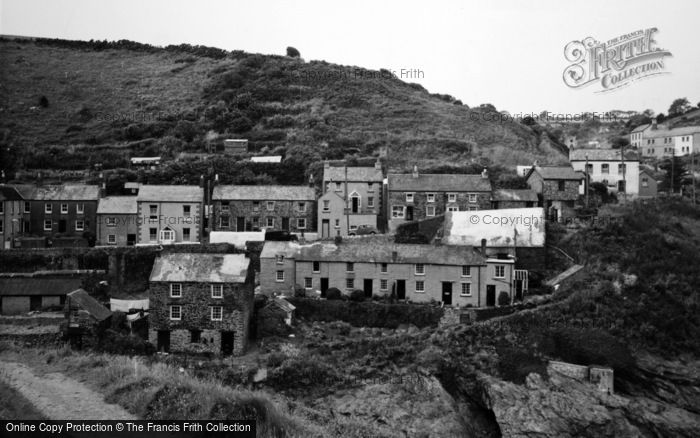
[477,370,700,438]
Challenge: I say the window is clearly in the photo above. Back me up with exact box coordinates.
[24,202,30,213]
[211,306,223,321]
[304,277,313,289]
[107,234,116,244]
[391,206,404,218]
[60,203,68,214]
[426,206,435,217]
[427,193,436,203]
[297,202,306,213]
[618,163,626,174]
[495,265,505,278]
[642,177,649,188]
[266,201,275,211]
[447,206,459,212]
[335,182,341,191]
[170,284,182,297]
[220,216,230,228]
[368,183,374,192]
[276,270,285,282]
[447,193,457,202]
[415,281,425,293]
[297,218,306,229]
[468,206,478,211]
[183,205,191,216]
[253,201,260,212]
[252,217,260,227]
[149,205,158,220]
[211,284,223,298]
[381,263,388,273]
[0,219,3,233]
[106,217,116,227]
[334,219,340,228]
[266,217,275,228]
[346,262,354,272]
[170,305,181,320]
[585,164,593,173]
[558,180,566,191]
[367,197,374,208]
[380,279,388,290]
[76,204,84,214]
[182,228,191,241]
[323,200,330,212]
[468,193,477,203]
[462,266,471,277]
[346,278,354,289]
[313,261,320,272]
[190,330,201,343]
[75,220,84,231]
[45,203,52,214]
[276,254,284,264]
[44,220,52,231]
[221,201,230,212]
[601,164,609,174]
[415,263,425,275]
[149,228,157,242]
[461,283,472,296]
[405,193,414,203]
[160,228,175,242]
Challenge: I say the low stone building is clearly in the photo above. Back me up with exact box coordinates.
[64,288,112,348]
[525,166,582,222]
[0,272,85,315]
[256,296,295,337]
[148,253,254,355]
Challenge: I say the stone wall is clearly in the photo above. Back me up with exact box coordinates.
[543,180,579,202]
[213,199,316,232]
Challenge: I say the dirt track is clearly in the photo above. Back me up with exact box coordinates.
[0,361,137,420]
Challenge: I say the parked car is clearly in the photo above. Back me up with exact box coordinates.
[348,225,378,236]
[265,230,299,241]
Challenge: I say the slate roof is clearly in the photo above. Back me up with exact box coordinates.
[492,189,538,202]
[149,253,250,283]
[275,239,486,265]
[644,125,700,139]
[569,149,639,162]
[136,185,203,202]
[527,166,582,180]
[631,124,651,133]
[97,196,138,214]
[30,185,100,201]
[67,289,112,321]
[388,173,492,192]
[0,277,83,296]
[268,296,295,313]
[323,166,383,183]
[0,185,24,201]
[212,185,315,201]
[260,241,302,259]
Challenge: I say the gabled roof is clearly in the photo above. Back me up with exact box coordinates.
[97,196,138,214]
[442,209,546,248]
[388,173,492,192]
[67,289,112,321]
[260,241,302,259]
[526,166,582,180]
[323,166,383,183]
[268,296,295,313]
[491,189,538,202]
[569,149,639,162]
[631,124,651,133]
[644,125,700,139]
[149,253,250,283]
[212,185,315,201]
[136,185,203,202]
[30,185,100,201]
[0,276,83,296]
[0,185,24,201]
[12,184,37,199]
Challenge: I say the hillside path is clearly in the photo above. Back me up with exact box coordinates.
[0,361,137,420]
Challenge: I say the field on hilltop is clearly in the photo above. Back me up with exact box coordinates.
[0,38,567,181]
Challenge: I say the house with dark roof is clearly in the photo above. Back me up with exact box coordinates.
[135,185,203,245]
[0,185,26,249]
[569,149,640,197]
[525,166,582,221]
[0,272,85,314]
[260,238,515,307]
[321,161,384,237]
[148,253,254,355]
[96,196,138,246]
[387,167,493,232]
[212,185,316,234]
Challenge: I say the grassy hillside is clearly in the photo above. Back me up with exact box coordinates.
[0,37,567,180]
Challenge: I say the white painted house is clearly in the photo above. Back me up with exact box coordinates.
[569,149,640,196]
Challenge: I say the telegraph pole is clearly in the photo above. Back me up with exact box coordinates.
[585,154,589,208]
[621,144,627,203]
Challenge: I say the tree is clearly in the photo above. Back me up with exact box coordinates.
[659,155,688,194]
[656,113,666,123]
[521,116,537,126]
[668,98,691,118]
[642,109,655,118]
[286,46,300,58]
[611,137,630,149]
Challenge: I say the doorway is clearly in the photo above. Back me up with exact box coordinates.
[442,282,452,305]
[351,196,359,213]
[322,219,330,238]
[396,280,406,300]
[282,217,289,231]
[59,220,67,233]
[363,279,373,298]
[320,278,329,297]
[486,285,496,307]
[30,296,42,311]
[406,206,414,221]
[236,217,245,232]
[221,331,234,355]
[157,330,170,353]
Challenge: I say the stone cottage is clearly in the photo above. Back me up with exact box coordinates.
[63,288,112,348]
[148,253,254,355]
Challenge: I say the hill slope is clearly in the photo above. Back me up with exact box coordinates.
[0,38,566,177]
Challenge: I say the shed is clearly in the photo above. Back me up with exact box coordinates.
[0,275,83,315]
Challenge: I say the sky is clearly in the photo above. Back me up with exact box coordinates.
[1,0,699,115]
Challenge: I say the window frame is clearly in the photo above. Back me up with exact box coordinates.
[60,203,68,214]
[460,282,472,296]
[297,218,306,229]
[276,270,285,282]
[495,265,505,278]
[461,265,471,277]
[415,280,425,293]
[414,263,425,275]
[304,277,313,289]
[169,305,181,320]
[170,283,182,298]
[76,203,85,215]
[211,284,223,298]
[312,261,320,273]
[45,203,52,214]
[43,220,52,231]
[211,306,223,321]
[427,193,436,203]
[107,234,116,244]
[75,220,85,231]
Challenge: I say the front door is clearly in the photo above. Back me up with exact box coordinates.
[321,278,329,297]
[396,280,406,300]
[442,282,453,305]
[236,217,245,232]
[59,220,67,233]
[322,219,330,238]
[157,330,170,353]
[30,296,42,311]
[352,197,359,213]
[406,206,414,221]
[282,217,290,231]
[221,331,234,355]
[127,234,136,246]
[486,285,496,307]
[514,280,524,301]
[363,279,373,298]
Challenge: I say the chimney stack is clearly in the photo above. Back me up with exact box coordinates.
[481,168,489,179]
[412,165,419,179]
[392,250,398,262]
[651,117,658,130]
[375,158,382,170]
[481,238,487,257]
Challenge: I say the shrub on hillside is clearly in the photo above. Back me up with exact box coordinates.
[325,287,342,300]
[550,327,634,371]
[97,329,155,356]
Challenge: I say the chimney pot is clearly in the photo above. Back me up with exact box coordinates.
[412,165,419,178]
[481,238,487,256]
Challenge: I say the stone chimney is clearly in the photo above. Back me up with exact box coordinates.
[375,158,382,170]
[308,173,314,187]
[412,165,419,179]
[324,160,330,169]
[481,168,489,179]
[481,238,487,257]
[651,117,658,130]
[392,250,398,262]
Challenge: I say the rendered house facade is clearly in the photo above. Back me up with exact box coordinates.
[135,185,203,244]
[569,149,640,197]
[0,185,26,249]
[96,196,138,246]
